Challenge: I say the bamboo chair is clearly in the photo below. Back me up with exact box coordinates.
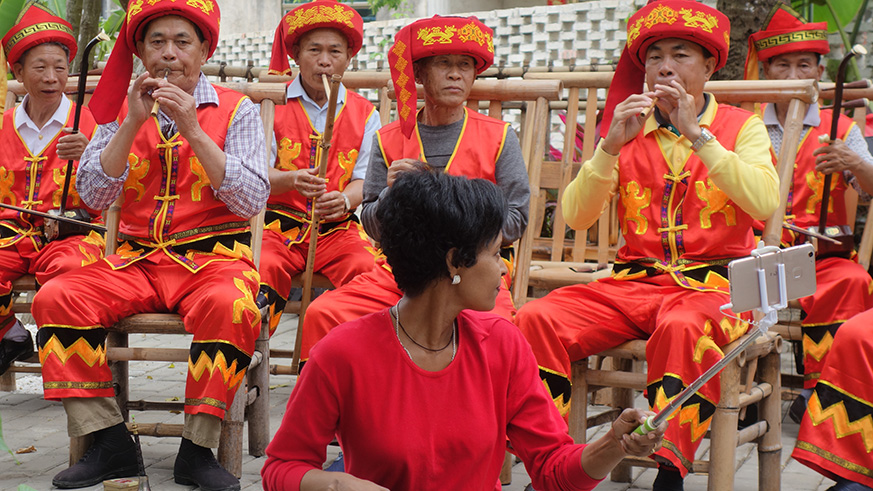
[67,82,285,477]
[0,78,101,391]
[515,76,819,491]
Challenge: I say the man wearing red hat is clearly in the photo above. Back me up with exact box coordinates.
[296,15,529,368]
[747,3,873,427]
[258,0,381,336]
[0,3,104,377]
[746,6,873,491]
[31,1,269,489]
[516,1,780,489]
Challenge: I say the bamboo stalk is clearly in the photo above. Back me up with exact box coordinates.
[291,74,342,374]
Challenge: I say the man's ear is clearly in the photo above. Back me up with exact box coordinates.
[12,63,23,83]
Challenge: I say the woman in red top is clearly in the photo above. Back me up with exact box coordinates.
[262,170,665,491]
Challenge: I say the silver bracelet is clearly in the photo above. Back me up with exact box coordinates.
[341,193,351,213]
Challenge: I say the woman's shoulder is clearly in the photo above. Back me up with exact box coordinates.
[311,309,393,358]
[458,310,527,348]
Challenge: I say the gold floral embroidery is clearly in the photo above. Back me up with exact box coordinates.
[0,168,15,205]
[620,181,651,235]
[644,5,678,29]
[417,26,457,46]
[805,170,837,215]
[277,138,302,170]
[52,167,81,207]
[337,149,358,187]
[189,157,211,202]
[679,8,718,33]
[124,154,150,202]
[696,178,736,228]
[458,22,494,53]
[285,4,356,35]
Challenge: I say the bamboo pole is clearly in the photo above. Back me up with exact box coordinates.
[758,346,782,491]
[762,97,809,247]
[291,74,342,374]
[709,355,740,491]
[568,360,588,444]
[387,79,561,102]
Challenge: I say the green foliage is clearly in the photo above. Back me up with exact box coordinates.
[790,0,863,34]
[0,0,30,41]
[41,0,65,18]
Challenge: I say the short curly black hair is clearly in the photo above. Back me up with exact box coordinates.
[377,170,507,297]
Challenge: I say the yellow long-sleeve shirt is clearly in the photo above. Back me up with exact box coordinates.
[563,94,779,231]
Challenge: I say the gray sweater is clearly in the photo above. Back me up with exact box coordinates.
[361,117,531,245]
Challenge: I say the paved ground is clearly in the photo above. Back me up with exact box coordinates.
[0,314,836,491]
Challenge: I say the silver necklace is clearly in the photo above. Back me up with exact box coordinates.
[391,305,456,362]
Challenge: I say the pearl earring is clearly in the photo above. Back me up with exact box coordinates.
[451,274,461,285]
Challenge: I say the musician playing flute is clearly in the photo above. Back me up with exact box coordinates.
[0,3,104,377]
[258,0,381,336]
[32,2,269,490]
[745,4,873,426]
[515,2,780,489]
[297,15,530,369]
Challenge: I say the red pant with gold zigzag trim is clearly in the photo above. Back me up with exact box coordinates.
[33,252,261,420]
[0,233,103,338]
[516,274,750,476]
[793,308,873,488]
[796,256,873,389]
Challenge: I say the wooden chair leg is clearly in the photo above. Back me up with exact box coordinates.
[758,350,782,491]
[609,357,634,483]
[247,321,270,456]
[107,331,129,422]
[218,381,245,478]
[568,359,588,444]
[0,369,16,392]
[708,359,740,491]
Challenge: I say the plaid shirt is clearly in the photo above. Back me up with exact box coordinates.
[77,73,270,218]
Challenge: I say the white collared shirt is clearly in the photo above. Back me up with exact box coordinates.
[14,94,71,156]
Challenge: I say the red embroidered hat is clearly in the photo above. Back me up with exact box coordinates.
[601,0,730,137]
[268,0,364,76]
[388,15,495,138]
[744,4,828,80]
[89,0,221,124]
[2,2,77,67]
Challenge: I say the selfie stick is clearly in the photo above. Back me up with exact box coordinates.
[634,242,787,435]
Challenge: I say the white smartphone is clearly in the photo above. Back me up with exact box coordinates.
[727,243,817,313]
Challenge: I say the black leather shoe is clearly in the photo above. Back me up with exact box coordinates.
[653,465,685,491]
[0,335,33,376]
[52,423,139,489]
[174,438,240,491]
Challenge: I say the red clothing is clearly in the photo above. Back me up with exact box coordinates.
[518,104,762,476]
[34,252,260,419]
[259,92,377,333]
[376,107,507,177]
[792,309,873,488]
[299,108,517,362]
[34,90,261,419]
[299,257,515,364]
[112,88,252,272]
[614,104,758,285]
[259,224,377,334]
[0,104,103,338]
[775,110,873,389]
[262,309,600,491]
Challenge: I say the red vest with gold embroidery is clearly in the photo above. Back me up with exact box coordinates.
[784,109,853,242]
[617,104,762,270]
[0,104,98,248]
[265,89,374,245]
[376,107,507,183]
[111,86,252,271]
